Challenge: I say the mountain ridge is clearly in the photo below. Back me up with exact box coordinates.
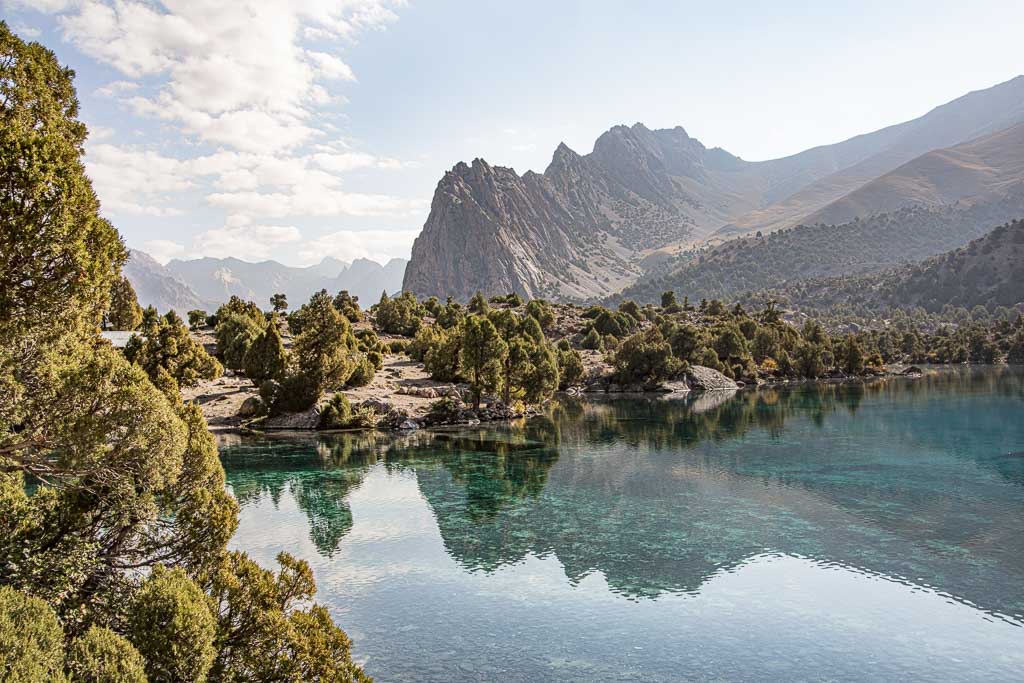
[403,75,1024,301]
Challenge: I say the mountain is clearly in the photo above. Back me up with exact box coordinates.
[124,250,214,313]
[717,75,1024,237]
[403,76,1024,301]
[618,190,1024,305]
[754,218,1024,314]
[801,122,1024,227]
[163,256,407,311]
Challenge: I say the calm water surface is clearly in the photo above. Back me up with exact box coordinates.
[221,367,1024,682]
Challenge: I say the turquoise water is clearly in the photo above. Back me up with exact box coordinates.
[221,367,1024,682]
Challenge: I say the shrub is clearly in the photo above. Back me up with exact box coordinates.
[0,586,66,681]
[525,299,555,330]
[68,626,147,683]
[388,339,409,354]
[375,291,423,336]
[346,355,376,387]
[243,316,288,384]
[612,328,676,384]
[557,346,584,389]
[128,567,217,683]
[581,327,603,350]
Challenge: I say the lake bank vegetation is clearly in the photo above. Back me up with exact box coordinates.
[0,24,369,681]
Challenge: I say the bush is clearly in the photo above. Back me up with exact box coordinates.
[243,316,288,384]
[388,339,409,354]
[581,327,603,350]
[612,328,677,384]
[0,586,66,681]
[525,299,555,329]
[557,346,584,389]
[68,626,147,683]
[374,291,423,336]
[346,355,376,387]
[317,394,376,430]
[128,567,217,683]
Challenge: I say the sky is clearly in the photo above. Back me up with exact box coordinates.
[5,0,1023,267]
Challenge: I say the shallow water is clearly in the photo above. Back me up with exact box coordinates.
[221,367,1024,681]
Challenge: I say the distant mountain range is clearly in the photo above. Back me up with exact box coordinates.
[403,75,1024,302]
[124,251,407,313]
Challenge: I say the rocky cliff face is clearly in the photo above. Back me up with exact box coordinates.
[404,124,759,301]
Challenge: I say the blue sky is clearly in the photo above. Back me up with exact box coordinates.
[6,0,1023,266]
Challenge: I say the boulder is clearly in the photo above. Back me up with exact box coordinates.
[237,395,264,417]
[686,365,739,391]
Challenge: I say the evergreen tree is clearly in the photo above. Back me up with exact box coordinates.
[840,334,866,375]
[270,292,288,313]
[460,316,507,409]
[0,26,368,682]
[243,315,288,384]
[292,290,359,395]
[468,291,490,315]
[126,311,223,387]
[107,276,143,330]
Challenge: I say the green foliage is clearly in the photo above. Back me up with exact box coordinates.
[592,309,636,338]
[712,322,749,365]
[243,315,288,384]
[128,566,217,683]
[581,327,604,351]
[490,292,524,306]
[293,290,359,395]
[661,290,678,309]
[666,323,702,363]
[68,626,148,683]
[374,291,422,336]
[0,23,125,342]
[557,346,584,390]
[0,586,67,682]
[216,311,265,371]
[525,299,555,330]
[126,311,223,387]
[319,394,375,430]
[751,326,781,363]
[387,339,409,355]
[612,327,677,384]
[618,299,642,321]
[424,324,463,382]
[205,552,371,682]
[333,290,362,322]
[1009,330,1024,365]
[796,342,826,378]
[839,335,866,375]
[107,276,143,331]
[435,297,465,329]
[270,292,288,313]
[0,31,368,683]
[347,355,376,388]
[460,316,507,408]
[468,291,490,315]
[188,309,208,329]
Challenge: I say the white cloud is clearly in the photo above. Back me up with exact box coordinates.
[85,143,191,216]
[94,80,139,97]
[307,51,356,81]
[298,229,419,264]
[142,239,186,264]
[44,0,402,153]
[191,223,302,262]
[12,23,42,38]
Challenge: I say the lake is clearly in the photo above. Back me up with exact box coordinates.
[220,367,1024,682]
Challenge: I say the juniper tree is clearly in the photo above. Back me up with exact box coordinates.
[460,316,507,408]
[243,314,288,384]
[107,276,143,330]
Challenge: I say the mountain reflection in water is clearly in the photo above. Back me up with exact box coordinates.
[221,366,1024,682]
